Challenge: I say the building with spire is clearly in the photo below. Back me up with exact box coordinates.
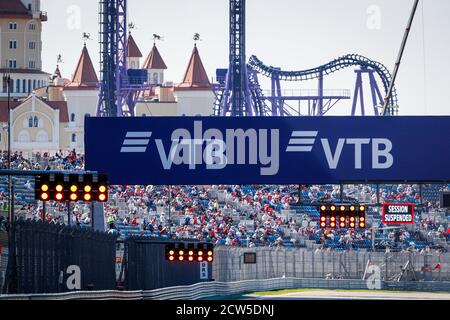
[0,0,50,99]
[0,43,98,154]
[135,43,215,117]
[126,34,143,70]
[142,43,167,85]
[0,0,216,154]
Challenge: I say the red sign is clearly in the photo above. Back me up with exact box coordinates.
[382,203,415,225]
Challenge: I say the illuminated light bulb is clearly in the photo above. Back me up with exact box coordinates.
[41,184,49,192]
[55,185,63,192]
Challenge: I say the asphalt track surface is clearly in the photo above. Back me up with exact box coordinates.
[245,290,450,300]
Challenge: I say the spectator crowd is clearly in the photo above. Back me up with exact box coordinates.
[0,150,449,252]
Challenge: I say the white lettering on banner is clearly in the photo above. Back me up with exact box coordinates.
[388,205,409,213]
[321,138,394,170]
[121,122,396,175]
[384,214,413,222]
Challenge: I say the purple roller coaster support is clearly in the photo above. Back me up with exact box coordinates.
[275,76,282,116]
[368,70,384,116]
[318,70,324,116]
[271,76,277,115]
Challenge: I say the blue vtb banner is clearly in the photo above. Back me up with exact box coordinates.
[85,116,450,185]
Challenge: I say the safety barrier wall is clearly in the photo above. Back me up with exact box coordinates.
[1,277,450,300]
[213,246,450,282]
[6,220,117,294]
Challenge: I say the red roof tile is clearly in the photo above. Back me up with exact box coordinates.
[0,98,69,123]
[127,34,143,58]
[142,44,167,70]
[176,45,211,91]
[65,44,98,90]
[0,0,29,15]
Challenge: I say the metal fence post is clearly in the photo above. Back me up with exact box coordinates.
[302,250,305,278]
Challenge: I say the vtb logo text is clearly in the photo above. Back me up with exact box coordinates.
[121,121,394,175]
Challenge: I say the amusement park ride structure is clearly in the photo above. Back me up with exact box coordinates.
[96,0,407,118]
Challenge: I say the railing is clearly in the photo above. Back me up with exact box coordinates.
[1,277,450,300]
[262,89,351,98]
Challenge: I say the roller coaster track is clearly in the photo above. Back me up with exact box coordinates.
[248,54,398,108]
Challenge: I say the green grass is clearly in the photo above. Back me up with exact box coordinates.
[249,288,450,296]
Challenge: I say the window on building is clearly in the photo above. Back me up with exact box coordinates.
[29,23,36,30]
[16,79,20,93]
[153,73,159,84]
[9,40,17,49]
[9,60,17,69]
[28,80,32,93]
[34,116,38,128]
[72,134,77,143]
[71,113,76,122]
[22,79,26,93]
[29,42,36,50]
[32,80,36,90]
[9,22,17,30]
[29,61,36,70]
[28,116,33,128]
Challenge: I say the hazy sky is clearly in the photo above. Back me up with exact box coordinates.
[41,0,450,116]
